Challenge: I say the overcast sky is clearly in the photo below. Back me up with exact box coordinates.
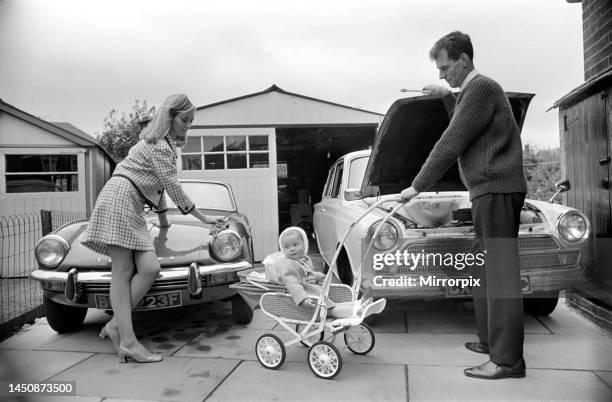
[0,0,583,148]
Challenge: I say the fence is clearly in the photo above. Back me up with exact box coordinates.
[0,210,86,338]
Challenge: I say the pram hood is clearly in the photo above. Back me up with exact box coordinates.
[278,226,309,258]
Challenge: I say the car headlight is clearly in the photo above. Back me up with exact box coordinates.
[556,210,590,243]
[366,220,399,251]
[211,230,242,262]
[35,235,69,269]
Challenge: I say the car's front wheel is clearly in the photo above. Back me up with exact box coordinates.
[523,290,560,316]
[231,294,253,324]
[43,294,87,333]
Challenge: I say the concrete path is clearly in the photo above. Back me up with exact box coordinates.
[0,299,610,402]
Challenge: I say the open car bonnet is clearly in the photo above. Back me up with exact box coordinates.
[361,92,534,197]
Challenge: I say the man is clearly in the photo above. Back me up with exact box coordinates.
[400,31,527,379]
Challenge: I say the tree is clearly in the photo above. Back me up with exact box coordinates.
[97,100,156,162]
[523,145,561,202]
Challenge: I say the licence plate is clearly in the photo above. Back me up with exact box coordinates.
[95,291,182,310]
[445,275,532,298]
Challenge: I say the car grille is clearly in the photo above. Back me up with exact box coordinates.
[384,236,572,275]
[85,278,189,292]
[401,236,559,255]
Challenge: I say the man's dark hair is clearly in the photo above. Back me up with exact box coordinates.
[429,31,474,62]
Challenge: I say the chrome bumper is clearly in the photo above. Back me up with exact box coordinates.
[31,261,252,304]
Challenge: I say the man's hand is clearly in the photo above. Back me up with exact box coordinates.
[400,186,420,201]
[422,84,451,96]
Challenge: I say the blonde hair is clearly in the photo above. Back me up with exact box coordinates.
[140,94,195,144]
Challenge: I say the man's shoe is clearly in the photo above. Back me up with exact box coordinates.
[464,358,526,380]
[465,342,489,354]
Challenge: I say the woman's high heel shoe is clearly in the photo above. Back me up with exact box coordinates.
[117,346,163,363]
[99,323,121,353]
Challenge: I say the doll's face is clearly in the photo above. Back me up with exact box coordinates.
[281,231,305,260]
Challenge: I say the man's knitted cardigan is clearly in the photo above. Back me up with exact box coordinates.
[411,74,527,200]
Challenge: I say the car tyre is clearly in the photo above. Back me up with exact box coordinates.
[43,294,87,333]
[523,290,559,316]
[231,294,253,324]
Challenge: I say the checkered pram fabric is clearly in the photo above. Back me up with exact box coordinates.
[230,269,354,323]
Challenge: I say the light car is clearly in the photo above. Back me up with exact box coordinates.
[313,94,590,316]
[31,179,254,333]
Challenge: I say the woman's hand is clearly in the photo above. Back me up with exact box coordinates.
[205,216,228,229]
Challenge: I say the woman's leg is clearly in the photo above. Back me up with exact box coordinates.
[107,250,160,328]
[107,245,138,347]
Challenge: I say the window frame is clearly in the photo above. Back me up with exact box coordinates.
[181,134,270,171]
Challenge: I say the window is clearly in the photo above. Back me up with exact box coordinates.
[322,166,335,198]
[330,161,344,198]
[5,154,79,193]
[181,135,269,171]
[347,156,369,190]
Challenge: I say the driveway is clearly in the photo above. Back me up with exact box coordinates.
[0,297,611,401]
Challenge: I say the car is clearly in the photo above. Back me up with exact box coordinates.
[313,93,590,316]
[31,179,255,333]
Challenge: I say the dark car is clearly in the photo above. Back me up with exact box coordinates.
[31,179,254,333]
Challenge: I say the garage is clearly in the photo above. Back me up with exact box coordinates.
[184,85,383,260]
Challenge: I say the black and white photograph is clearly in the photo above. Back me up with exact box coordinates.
[0,0,611,401]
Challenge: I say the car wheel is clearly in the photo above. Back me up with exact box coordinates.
[43,294,87,333]
[336,250,353,286]
[231,294,253,324]
[523,290,560,316]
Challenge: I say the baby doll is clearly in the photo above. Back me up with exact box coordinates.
[263,226,385,319]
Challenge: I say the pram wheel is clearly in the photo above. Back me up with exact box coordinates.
[344,323,375,355]
[296,324,324,347]
[256,333,286,369]
[308,341,342,379]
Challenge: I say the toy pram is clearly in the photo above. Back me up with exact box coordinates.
[230,197,407,379]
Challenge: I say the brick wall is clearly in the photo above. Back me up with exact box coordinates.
[582,0,612,80]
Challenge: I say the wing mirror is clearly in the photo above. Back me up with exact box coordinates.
[344,189,362,201]
[548,179,571,203]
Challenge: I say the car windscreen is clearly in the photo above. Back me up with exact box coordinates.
[165,182,235,211]
[347,156,369,190]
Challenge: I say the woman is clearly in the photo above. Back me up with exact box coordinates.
[82,94,225,363]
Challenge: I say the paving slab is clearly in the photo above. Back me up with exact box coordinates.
[369,310,407,333]
[175,326,287,360]
[0,323,70,350]
[207,361,407,402]
[1,396,101,402]
[537,302,610,337]
[48,353,239,402]
[0,350,93,382]
[594,371,612,390]
[525,334,612,371]
[408,365,612,402]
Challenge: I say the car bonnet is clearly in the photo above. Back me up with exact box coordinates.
[360,93,534,197]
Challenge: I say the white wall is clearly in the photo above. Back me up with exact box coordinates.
[179,128,278,261]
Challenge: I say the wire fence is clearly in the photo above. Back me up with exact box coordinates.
[0,210,86,338]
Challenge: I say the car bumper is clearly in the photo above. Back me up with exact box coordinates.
[367,265,586,300]
[31,261,252,309]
